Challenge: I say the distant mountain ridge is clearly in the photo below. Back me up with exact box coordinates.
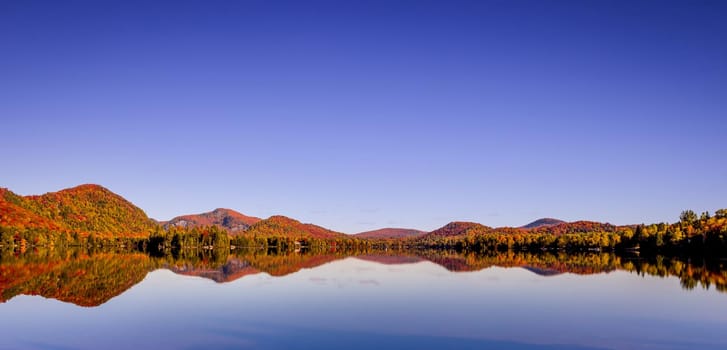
[1,184,633,241]
[162,208,261,235]
[354,228,427,239]
[522,218,566,229]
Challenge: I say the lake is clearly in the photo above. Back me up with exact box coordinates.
[1,249,726,350]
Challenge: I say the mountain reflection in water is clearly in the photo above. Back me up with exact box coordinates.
[1,248,725,307]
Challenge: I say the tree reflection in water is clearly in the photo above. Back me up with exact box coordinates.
[1,247,725,307]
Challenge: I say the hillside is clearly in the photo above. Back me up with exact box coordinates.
[423,221,491,238]
[0,188,64,232]
[244,215,345,239]
[162,208,261,235]
[522,218,565,229]
[529,221,618,235]
[0,184,156,237]
[354,228,426,239]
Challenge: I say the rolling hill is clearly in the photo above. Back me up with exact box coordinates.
[0,184,156,237]
[244,215,345,239]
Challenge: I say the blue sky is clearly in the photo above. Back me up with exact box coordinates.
[1,0,726,233]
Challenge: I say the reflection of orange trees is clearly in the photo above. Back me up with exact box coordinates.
[162,257,261,283]
[414,250,618,274]
[149,249,347,281]
[619,257,727,293]
[0,250,152,307]
[2,248,726,308]
[231,249,344,276]
[415,250,727,293]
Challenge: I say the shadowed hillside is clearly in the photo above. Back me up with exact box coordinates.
[522,218,565,229]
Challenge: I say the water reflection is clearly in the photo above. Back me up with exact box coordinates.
[2,248,727,350]
[1,248,726,307]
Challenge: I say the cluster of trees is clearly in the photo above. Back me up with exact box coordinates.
[146,225,230,252]
[418,231,621,252]
[0,225,147,252]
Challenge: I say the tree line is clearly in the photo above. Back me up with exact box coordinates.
[2,209,726,257]
[415,209,727,255]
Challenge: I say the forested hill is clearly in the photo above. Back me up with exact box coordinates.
[424,222,491,238]
[245,215,345,239]
[1,184,726,255]
[0,184,156,238]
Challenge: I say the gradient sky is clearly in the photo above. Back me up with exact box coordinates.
[1,0,726,233]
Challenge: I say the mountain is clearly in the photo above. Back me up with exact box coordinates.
[0,183,627,245]
[0,184,155,237]
[354,228,427,239]
[162,208,261,235]
[423,221,491,237]
[521,218,565,229]
[245,215,345,239]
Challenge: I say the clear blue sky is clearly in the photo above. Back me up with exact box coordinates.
[1,0,726,233]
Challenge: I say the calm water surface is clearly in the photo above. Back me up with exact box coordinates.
[1,251,726,350]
